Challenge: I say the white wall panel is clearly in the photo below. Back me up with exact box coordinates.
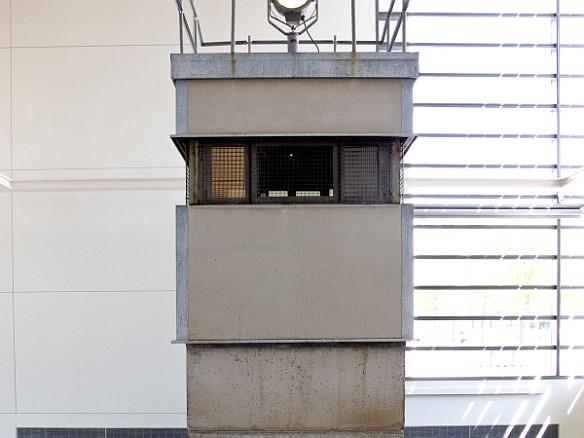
[0,294,15,413]
[0,418,14,438]
[0,193,12,292]
[0,0,9,48]
[11,0,176,48]
[15,291,186,413]
[0,49,11,173]
[12,46,181,170]
[405,380,584,437]
[13,190,183,293]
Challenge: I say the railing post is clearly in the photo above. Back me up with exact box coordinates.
[401,12,406,52]
[178,0,184,54]
[351,0,356,52]
[375,0,379,52]
[231,0,236,53]
[402,0,408,52]
[193,17,198,53]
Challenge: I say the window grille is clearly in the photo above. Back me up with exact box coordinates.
[339,146,380,203]
[205,146,247,201]
[189,141,397,205]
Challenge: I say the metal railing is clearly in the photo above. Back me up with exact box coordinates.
[173,0,410,54]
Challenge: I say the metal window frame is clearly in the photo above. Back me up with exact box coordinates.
[188,138,399,205]
[406,215,584,379]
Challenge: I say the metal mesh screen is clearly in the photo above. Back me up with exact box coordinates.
[340,146,379,203]
[194,142,392,204]
[207,146,247,200]
[400,145,404,200]
[185,161,190,204]
[256,145,333,198]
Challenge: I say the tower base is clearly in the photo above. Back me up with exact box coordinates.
[187,344,405,437]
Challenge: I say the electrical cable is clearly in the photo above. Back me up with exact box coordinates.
[302,16,320,52]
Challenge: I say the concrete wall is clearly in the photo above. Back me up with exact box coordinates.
[171,52,418,138]
[187,344,405,436]
[187,205,412,342]
[187,78,405,136]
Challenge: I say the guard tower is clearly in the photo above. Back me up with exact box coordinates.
[171,2,418,437]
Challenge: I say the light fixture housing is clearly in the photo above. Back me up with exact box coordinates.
[268,0,318,52]
[269,0,317,28]
[273,0,313,16]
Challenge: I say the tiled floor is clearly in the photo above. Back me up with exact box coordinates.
[16,429,187,438]
[17,426,558,438]
[405,425,559,438]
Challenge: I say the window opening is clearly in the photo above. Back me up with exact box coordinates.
[191,141,394,205]
[256,145,334,199]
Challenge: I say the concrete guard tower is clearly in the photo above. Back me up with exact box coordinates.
[171,44,418,438]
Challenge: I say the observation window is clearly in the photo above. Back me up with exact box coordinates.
[188,140,399,205]
[256,145,334,199]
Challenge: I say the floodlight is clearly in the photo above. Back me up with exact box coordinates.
[273,0,313,21]
[273,0,312,11]
[268,0,318,53]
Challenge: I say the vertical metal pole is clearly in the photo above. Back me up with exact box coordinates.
[334,35,337,53]
[386,8,392,52]
[351,0,356,52]
[248,35,252,53]
[231,0,236,53]
[178,0,184,54]
[193,16,198,53]
[402,0,407,52]
[287,32,299,53]
[556,0,562,179]
[556,219,562,376]
[375,0,379,53]
[555,0,562,378]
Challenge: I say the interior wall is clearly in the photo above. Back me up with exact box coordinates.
[0,0,186,436]
[0,1,582,437]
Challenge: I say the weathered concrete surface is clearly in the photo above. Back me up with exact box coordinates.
[171,53,419,80]
[187,344,405,433]
[171,53,418,138]
[173,52,416,438]
[187,205,413,342]
[176,205,188,341]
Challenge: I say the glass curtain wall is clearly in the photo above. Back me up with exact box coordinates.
[403,0,584,379]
